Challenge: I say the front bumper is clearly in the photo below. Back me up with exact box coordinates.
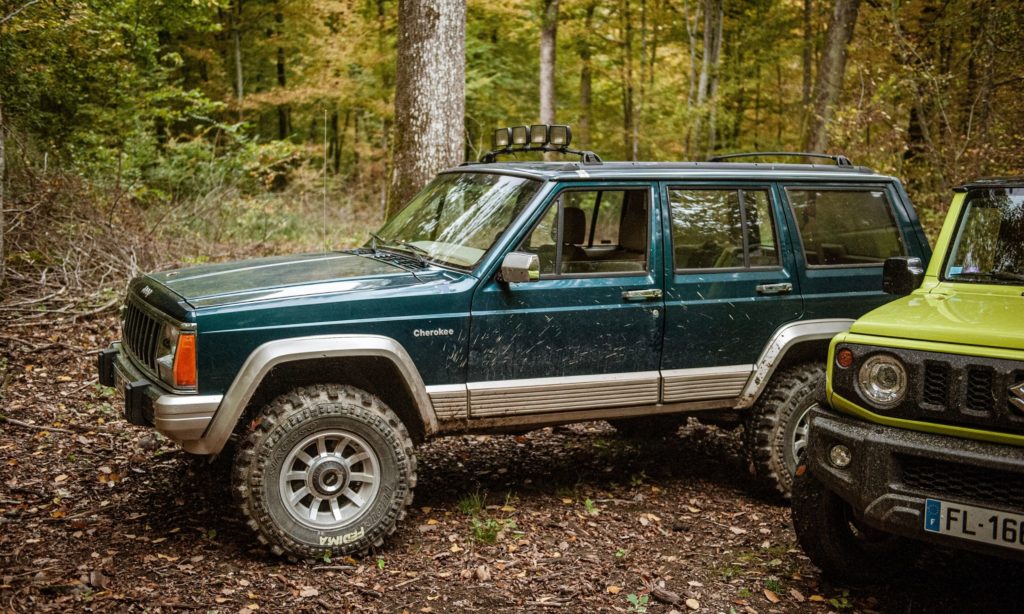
[98,343,222,444]
[806,405,1024,559]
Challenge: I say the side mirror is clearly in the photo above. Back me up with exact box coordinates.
[498,251,540,283]
[883,256,925,296]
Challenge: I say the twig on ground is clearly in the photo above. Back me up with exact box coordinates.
[0,415,76,435]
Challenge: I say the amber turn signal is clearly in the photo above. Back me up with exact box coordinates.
[836,347,855,369]
[173,332,197,387]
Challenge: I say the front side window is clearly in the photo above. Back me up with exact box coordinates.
[786,188,905,266]
[669,188,779,269]
[945,187,1024,284]
[375,172,542,270]
[519,188,650,276]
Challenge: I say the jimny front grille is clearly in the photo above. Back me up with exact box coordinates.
[901,455,1024,510]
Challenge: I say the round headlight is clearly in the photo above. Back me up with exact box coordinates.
[857,354,907,409]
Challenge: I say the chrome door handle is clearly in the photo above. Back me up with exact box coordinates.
[756,283,793,295]
[622,289,663,301]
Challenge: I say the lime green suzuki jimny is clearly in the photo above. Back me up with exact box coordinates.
[792,178,1024,581]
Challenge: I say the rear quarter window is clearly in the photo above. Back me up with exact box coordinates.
[785,187,905,267]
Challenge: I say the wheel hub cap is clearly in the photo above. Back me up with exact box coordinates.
[278,430,381,529]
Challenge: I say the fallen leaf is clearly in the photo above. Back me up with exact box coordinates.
[764,589,780,603]
[789,588,805,602]
[299,587,318,597]
[475,565,490,582]
[685,597,700,610]
[729,526,747,535]
[53,474,68,483]
[607,585,622,594]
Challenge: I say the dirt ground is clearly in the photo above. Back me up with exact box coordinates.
[2,315,1023,613]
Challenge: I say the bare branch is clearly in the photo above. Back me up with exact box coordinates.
[0,0,40,26]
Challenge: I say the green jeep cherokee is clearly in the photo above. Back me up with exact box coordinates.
[97,125,930,559]
[793,178,1024,581]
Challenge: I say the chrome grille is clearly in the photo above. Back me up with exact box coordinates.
[122,297,162,372]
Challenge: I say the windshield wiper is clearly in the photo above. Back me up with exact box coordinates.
[368,232,387,253]
[992,268,1024,282]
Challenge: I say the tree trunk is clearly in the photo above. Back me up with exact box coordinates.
[275,5,290,140]
[388,0,465,217]
[805,0,861,152]
[682,0,700,155]
[539,0,558,125]
[232,0,244,116]
[620,0,635,160]
[577,2,596,148]
[696,0,723,157]
[801,0,813,137]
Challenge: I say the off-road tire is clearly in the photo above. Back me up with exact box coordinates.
[791,463,919,583]
[232,384,416,560]
[609,415,685,439]
[744,362,824,498]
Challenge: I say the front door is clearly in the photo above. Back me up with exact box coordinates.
[468,183,664,418]
[660,182,804,404]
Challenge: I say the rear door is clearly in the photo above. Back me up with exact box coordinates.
[659,182,803,404]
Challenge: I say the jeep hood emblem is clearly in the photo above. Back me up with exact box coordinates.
[141,285,154,298]
[1011,382,1024,412]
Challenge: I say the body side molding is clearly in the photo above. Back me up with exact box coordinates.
[182,335,436,455]
[734,318,855,409]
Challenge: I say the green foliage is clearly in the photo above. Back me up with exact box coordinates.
[625,593,649,613]
[457,489,485,516]
[470,517,517,544]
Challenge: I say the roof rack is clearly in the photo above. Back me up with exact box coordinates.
[708,151,854,167]
[954,177,1024,191]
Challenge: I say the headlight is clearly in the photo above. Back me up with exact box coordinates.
[156,324,197,389]
[156,324,181,382]
[857,354,907,409]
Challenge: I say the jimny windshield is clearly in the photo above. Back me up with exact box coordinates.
[945,187,1024,285]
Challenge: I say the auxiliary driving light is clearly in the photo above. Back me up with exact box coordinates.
[829,444,852,468]
[511,126,530,147]
[549,124,571,146]
[493,127,511,149]
[530,124,549,146]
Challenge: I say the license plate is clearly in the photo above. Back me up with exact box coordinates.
[924,498,1024,552]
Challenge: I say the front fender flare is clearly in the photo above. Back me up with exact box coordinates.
[182,335,436,455]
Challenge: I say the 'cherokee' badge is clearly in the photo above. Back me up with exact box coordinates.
[1011,382,1024,412]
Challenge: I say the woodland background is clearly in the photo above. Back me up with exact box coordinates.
[1,0,1023,312]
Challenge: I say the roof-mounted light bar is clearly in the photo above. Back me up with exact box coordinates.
[482,123,600,165]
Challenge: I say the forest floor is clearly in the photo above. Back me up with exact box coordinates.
[2,314,1024,614]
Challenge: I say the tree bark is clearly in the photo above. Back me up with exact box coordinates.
[388,0,465,217]
[805,0,861,152]
[539,0,558,125]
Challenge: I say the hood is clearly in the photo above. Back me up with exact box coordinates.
[851,284,1024,351]
[148,252,431,309]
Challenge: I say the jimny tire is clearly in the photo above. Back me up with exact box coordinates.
[232,384,416,560]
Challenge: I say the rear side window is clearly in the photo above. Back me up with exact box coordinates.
[668,188,780,270]
[786,188,905,266]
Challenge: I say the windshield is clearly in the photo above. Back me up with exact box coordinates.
[373,172,542,270]
[945,187,1024,284]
